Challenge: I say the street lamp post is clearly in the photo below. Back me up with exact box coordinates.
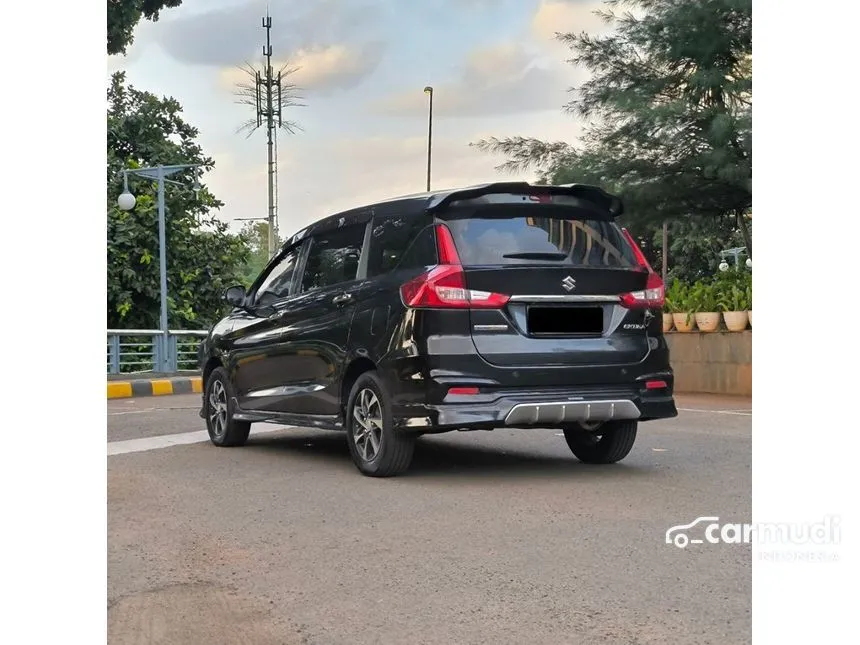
[718,246,751,272]
[661,220,668,285]
[117,163,202,372]
[424,86,433,192]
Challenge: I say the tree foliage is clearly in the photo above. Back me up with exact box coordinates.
[238,221,283,286]
[107,0,183,55]
[107,72,249,329]
[472,0,752,259]
[634,214,747,283]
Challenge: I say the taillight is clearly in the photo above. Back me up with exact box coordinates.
[448,387,480,396]
[399,224,510,309]
[620,272,664,309]
[435,223,460,264]
[621,227,655,272]
[620,228,664,309]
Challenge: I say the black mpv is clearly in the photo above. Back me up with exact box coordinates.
[198,182,677,476]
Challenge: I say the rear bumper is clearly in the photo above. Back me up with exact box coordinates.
[391,385,677,433]
[380,335,677,432]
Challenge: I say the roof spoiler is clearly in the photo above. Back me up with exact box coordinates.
[425,182,624,217]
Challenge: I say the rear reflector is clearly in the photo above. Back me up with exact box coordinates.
[645,380,668,390]
[400,225,510,309]
[619,228,664,309]
[448,387,479,396]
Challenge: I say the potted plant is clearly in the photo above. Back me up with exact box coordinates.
[666,280,695,332]
[717,283,750,332]
[688,280,720,332]
[746,279,752,327]
[662,290,674,333]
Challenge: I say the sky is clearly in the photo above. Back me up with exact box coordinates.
[107,0,613,236]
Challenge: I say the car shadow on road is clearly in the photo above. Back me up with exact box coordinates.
[245,430,654,481]
[407,437,653,480]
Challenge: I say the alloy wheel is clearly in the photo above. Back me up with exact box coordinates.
[208,380,228,438]
[352,388,383,462]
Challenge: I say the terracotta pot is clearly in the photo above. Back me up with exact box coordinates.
[695,312,720,332]
[662,313,674,333]
[672,312,696,332]
[723,311,749,332]
[747,310,752,327]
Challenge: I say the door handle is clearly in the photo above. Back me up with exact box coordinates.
[332,293,353,306]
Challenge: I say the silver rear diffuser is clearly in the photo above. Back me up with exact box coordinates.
[504,399,640,426]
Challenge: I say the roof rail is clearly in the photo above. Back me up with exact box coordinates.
[426,182,624,217]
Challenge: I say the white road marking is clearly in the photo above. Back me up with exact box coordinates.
[108,409,155,416]
[108,407,198,416]
[108,424,293,456]
[678,407,752,416]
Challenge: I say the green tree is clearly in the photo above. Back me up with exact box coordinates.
[108,71,249,329]
[238,221,283,286]
[473,0,752,256]
[108,0,183,55]
[640,214,747,283]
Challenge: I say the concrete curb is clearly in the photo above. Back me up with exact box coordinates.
[107,376,202,399]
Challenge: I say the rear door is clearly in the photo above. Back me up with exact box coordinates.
[273,221,370,416]
[438,203,654,368]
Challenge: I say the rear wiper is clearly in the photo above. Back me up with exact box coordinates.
[502,252,568,261]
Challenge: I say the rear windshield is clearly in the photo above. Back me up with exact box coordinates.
[443,211,638,267]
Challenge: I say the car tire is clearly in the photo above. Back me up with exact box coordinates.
[204,367,251,447]
[562,420,638,464]
[345,371,415,477]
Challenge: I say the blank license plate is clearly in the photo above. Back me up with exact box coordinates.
[527,306,603,335]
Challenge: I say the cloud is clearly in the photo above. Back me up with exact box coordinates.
[373,43,570,118]
[212,108,581,234]
[531,0,611,42]
[290,44,384,93]
[218,43,384,95]
[318,135,499,208]
[448,0,503,7]
[261,133,521,226]
[153,0,384,68]
[531,0,637,44]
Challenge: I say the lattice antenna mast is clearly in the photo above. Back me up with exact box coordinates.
[260,12,279,256]
[232,10,304,258]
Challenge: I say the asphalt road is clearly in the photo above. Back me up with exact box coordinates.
[108,393,752,645]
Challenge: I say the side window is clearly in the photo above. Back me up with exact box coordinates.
[366,217,438,277]
[254,245,301,305]
[300,224,366,292]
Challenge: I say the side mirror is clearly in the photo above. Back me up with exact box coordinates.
[224,285,247,307]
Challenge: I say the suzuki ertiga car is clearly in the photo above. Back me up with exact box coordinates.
[198,182,677,476]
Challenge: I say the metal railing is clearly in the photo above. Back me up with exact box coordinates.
[107,329,208,375]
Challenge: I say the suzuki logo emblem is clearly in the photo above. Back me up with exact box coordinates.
[561,276,576,291]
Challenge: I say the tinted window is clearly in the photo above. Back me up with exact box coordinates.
[367,217,437,277]
[255,246,301,304]
[443,211,637,267]
[398,226,438,270]
[300,224,366,292]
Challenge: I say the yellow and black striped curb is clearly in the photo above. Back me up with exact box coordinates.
[107,376,203,399]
